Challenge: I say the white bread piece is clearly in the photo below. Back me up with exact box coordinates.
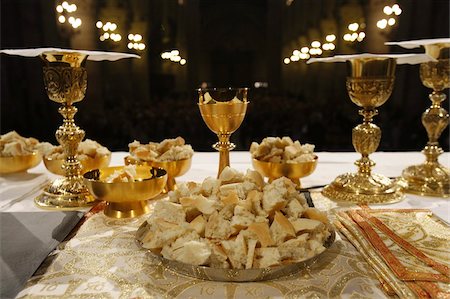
[291,153,316,163]
[244,169,265,190]
[207,240,230,268]
[189,215,206,237]
[254,247,281,268]
[249,142,259,154]
[236,195,253,211]
[303,208,329,224]
[78,139,98,157]
[251,142,271,159]
[220,190,239,205]
[230,205,255,231]
[245,239,258,269]
[0,131,21,142]
[307,239,326,258]
[247,222,274,247]
[283,198,305,218]
[171,240,211,266]
[219,183,246,200]
[179,195,217,215]
[221,233,247,269]
[281,136,294,147]
[270,211,296,245]
[201,176,221,197]
[247,190,268,217]
[2,141,25,156]
[218,204,235,220]
[157,136,185,154]
[283,144,299,161]
[290,218,323,234]
[134,146,158,161]
[205,211,233,239]
[128,140,141,152]
[278,236,308,261]
[150,201,186,224]
[161,230,201,260]
[140,220,186,250]
[262,177,290,214]
[219,166,244,184]
[168,182,191,203]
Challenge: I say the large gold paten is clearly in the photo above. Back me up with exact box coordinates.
[83,166,167,218]
[323,58,404,203]
[402,43,450,197]
[35,51,96,210]
[198,88,248,177]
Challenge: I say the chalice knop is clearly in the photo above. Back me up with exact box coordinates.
[198,88,248,178]
[35,51,95,209]
[323,58,404,203]
[402,43,450,197]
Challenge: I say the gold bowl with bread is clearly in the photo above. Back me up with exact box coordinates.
[136,166,335,282]
[44,153,111,175]
[125,137,193,193]
[41,139,111,175]
[0,152,42,174]
[0,131,42,174]
[125,156,191,193]
[83,165,167,218]
[250,137,318,188]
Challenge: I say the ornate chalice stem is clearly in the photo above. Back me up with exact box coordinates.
[353,108,380,176]
[56,105,84,181]
[422,91,449,164]
[214,132,236,177]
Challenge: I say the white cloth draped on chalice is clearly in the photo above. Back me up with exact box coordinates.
[0,47,139,61]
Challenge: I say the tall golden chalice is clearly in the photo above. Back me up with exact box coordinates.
[402,44,450,197]
[198,88,248,177]
[35,52,95,209]
[323,58,404,203]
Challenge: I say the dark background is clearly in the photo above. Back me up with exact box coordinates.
[1,0,449,153]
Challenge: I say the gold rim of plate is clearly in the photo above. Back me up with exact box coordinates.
[137,227,336,282]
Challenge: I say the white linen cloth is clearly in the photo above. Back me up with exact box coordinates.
[385,38,450,48]
[0,48,139,61]
[307,53,435,64]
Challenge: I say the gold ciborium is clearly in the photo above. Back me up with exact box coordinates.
[83,166,167,218]
[198,88,248,177]
[252,156,318,188]
[323,58,404,203]
[35,51,96,209]
[402,44,450,197]
[124,156,192,193]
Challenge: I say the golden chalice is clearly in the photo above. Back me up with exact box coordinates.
[198,88,249,177]
[44,152,111,176]
[323,58,404,203]
[402,43,450,197]
[252,156,318,188]
[35,51,96,209]
[0,152,42,174]
[124,156,192,193]
[83,166,167,218]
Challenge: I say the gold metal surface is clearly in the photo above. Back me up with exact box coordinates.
[323,58,404,204]
[83,166,167,218]
[252,156,318,188]
[35,51,95,210]
[198,88,248,178]
[0,151,42,174]
[137,224,335,282]
[44,153,111,176]
[402,44,450,197]
[124,156,191,193]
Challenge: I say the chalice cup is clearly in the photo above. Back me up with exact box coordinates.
[35,51,96,209]
[323,58,404,203]
[402,44,450,197]
[198,88,249,178]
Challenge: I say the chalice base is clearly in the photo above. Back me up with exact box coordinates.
[402,163,450,197]
[35,177,96,210]
[105,201,150,219]
[322,172,404,204]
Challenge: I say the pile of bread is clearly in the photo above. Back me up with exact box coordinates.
[0,131,39,157]
[136,166,331,269]
[128,137,193,163]
[39,139,110,161]
[250,137,316,163]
